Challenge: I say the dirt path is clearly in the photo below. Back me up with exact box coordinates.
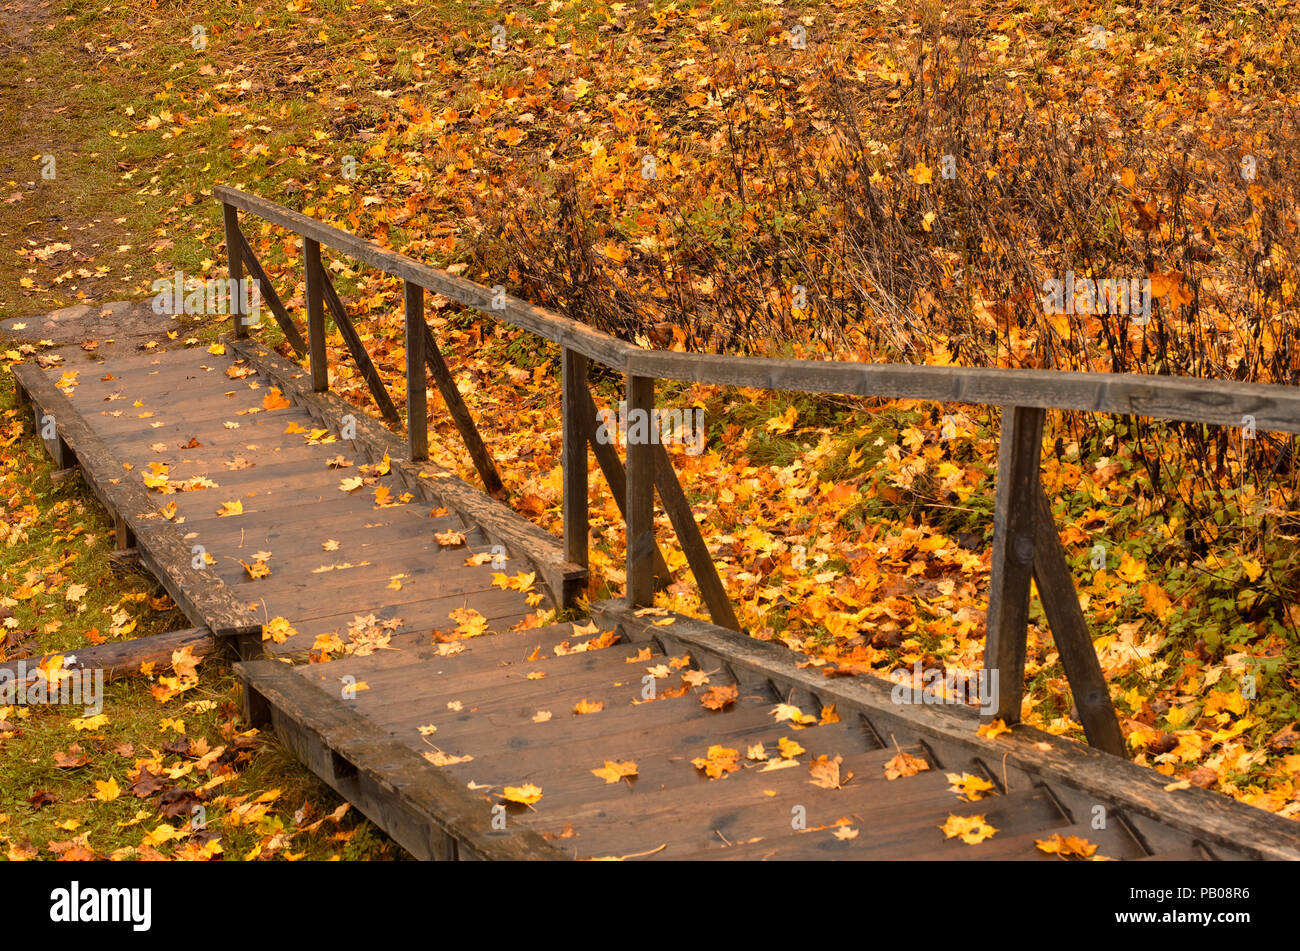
[0,0,176,357]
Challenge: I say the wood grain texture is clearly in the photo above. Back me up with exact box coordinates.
[983,406,1044,724]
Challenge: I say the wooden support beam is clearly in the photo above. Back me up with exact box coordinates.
[421,322,504,498]
[1031,486,1127,757]
[113,511,135,551]
[561,348,589,576]
[0,627,216,683]
[304,238,328,393]
[625,374,656,608]
[580,386,672,591]
[234,226,308,358]
[651,443,741,631]
[318,268,403,427]
[222,203,247,339]
[983,405,1045,724]
[404,281,428,462]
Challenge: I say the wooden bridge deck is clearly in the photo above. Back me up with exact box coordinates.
[13,343,1300,861]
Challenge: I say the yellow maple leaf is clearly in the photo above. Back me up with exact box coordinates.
[93,777,121,802]
[262,388,290,411]
[908,162,933,184]
[339,476,364,493]
[940,813,998,844]
[777,736,805,759]
[946,772,995,801]
[573,698,604,715]
[1036,833,1100,859]
[217,500,243,517]
[691,745,740,779]
[502,783,543,805]
[884,751,929,780]
[262,617,296,644]
[977,718,1012,740]
[591,760,638,785]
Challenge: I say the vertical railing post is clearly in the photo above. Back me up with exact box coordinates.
[304,238,327,393]
[222,203,246,338]
[404,281,428,462]
[983,405,1046,724]
[625,373,656,608]
[562,348,590,578]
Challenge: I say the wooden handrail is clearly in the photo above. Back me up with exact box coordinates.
[217,184,1300,434]
[217,183,1300,760]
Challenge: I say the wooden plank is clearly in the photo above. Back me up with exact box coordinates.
[12,364,258,637]
[234,225,308,358]
[226,338,586,608]
[304,238,328,393]
[628,350,1300,436]
[983,406,1045,725]
[236,657,565,860]
[222,202,247,339]
[0,627,216,682]
[319,268,402,426]
[561,348,588,577]
[1031,485,1126,757]
[215,185,631,370]
[404,281,428,462]
[625,374,656,608]
[651,442,740,631]
[422,321,504,497]
[591,600,1300,860]
[581,385,672,590]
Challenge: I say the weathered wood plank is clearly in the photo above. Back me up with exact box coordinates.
[1031,485,1127,757]
[217,186,1300,434]
[629,350,1300,436]
[304,238,328,393]
[226,338,586,607]
[0,627,216,682]
[222,202,247,340]
[404,280,428,462]
[421,321,503,496]
[983,406,1045,725]
[651,443,740,631]
[234,225,308,358]
[12,364,258,637]
[591,600,1295,861]
[215,185,631,370]
[581,386,672,590]
[318,268,402,426]
[561,348,589,579]
[625,374,656,608]
[236,657,565,860]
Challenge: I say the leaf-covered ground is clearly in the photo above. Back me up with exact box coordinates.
[1,0,1297,860]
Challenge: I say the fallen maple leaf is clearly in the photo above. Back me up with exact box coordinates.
[941,814,998,844]
[809,754,852,789]
[977,718,1012,740]
[947,772,996,802]
[691,745,740,779]
[700,683,738,710]
[502,783,543,805]
[1036,833,1100,859]
[884,751,929,780]
[591,760,638,785]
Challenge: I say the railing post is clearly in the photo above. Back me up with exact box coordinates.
[562,348,590,577]
[625,374,656,608]
[222,203,246,338]
[983,405,1045,724]
[304,238,327,393]
[404,280,428,462]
